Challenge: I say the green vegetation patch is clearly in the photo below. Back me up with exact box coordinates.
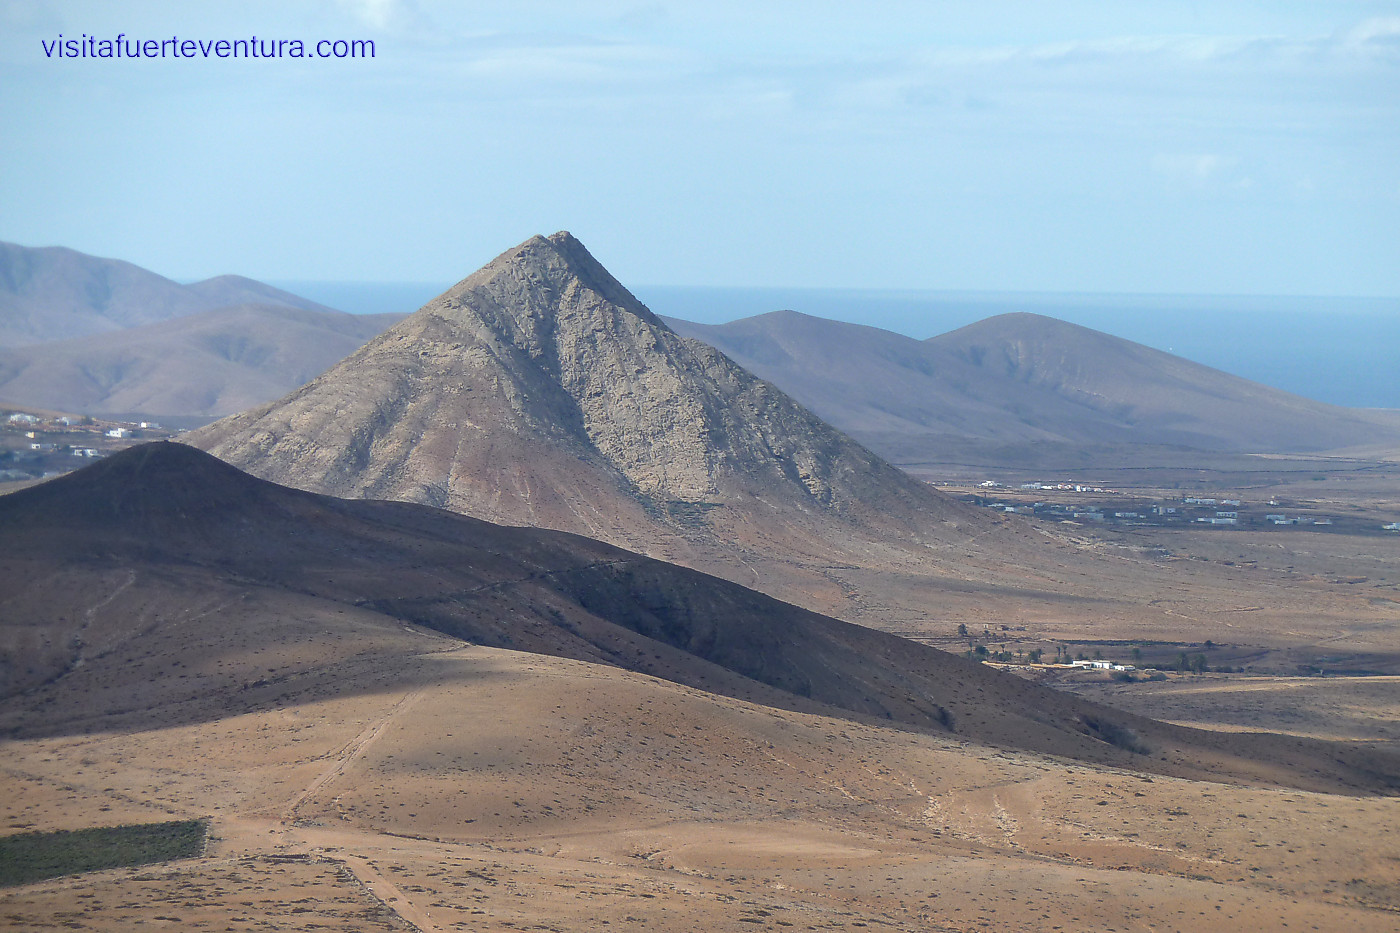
[0,819,207,887]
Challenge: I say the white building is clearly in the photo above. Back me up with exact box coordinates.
[1070,660,1136,671]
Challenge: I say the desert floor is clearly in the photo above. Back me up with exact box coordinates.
[1060,672,1400,751]
[4,642,1399,932]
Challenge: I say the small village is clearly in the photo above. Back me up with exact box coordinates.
[953,478,1400,535]
[0,409,179,485]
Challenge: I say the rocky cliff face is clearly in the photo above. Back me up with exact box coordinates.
[188,232,973,558]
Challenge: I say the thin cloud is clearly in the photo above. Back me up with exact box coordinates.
[336,0,429,32]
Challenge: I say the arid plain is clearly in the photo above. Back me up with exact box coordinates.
[6,642,1400,932]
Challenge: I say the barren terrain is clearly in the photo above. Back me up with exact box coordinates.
[1061,672,1400,751]
[4,646,1399,932]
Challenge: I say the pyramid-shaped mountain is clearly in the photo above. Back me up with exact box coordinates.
[189,233,975,560]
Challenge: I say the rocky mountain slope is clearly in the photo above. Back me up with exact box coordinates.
[0,241,330,345]
[0,304,404,421]
[667,309,1400,470]
[188,233,978,561]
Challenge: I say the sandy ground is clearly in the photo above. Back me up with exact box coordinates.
[4,644,1398,932]
[1060,673,1400,750]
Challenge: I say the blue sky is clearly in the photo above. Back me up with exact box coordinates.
[2,1,1397,296]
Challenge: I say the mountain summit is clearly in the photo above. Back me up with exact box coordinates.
[189,233,971,562]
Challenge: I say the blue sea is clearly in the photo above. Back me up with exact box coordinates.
[274,280,1400,411]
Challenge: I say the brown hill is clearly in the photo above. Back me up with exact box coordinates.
[666,309,1400,469]
[0,241,331,346]
[1,441,1395,796]
[0,304,405,421]
[187,233,978,562]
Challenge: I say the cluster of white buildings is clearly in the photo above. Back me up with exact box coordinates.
[1021,481,1110,493]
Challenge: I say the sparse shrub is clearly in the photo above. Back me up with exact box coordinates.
[1079,716,1150,755]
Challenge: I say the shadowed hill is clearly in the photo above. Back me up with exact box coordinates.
[1,442,1396,796]
[666,309,1400,468]
[0,242,331,346]
[0,304,405,421]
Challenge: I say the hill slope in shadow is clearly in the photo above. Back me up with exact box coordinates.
[1,442,1395,796]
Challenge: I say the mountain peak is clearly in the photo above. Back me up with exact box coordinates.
[189,232,969,565]
[429,231,663,333]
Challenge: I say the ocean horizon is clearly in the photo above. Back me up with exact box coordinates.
[271,280,1400,411]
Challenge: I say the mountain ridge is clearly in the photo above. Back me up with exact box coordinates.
[0,241,334,346]
[665,308,1400,467]
[0,303,405,421]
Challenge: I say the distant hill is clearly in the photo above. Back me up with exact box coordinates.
[666,309,1400,469]
[0,304,405,421]
[0,241,331,345]
[188,233,980,563]
[3,441,1394,796]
